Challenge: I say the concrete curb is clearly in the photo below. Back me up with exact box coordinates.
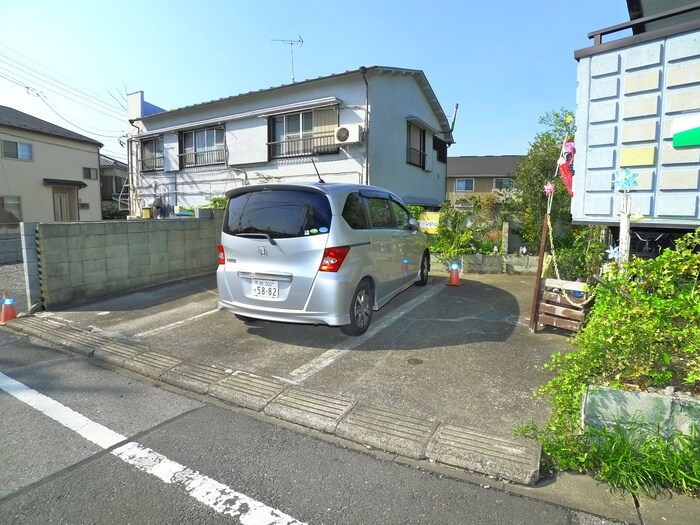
[5,315,542,485]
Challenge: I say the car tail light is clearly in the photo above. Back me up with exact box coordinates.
[217,244,225,265]
[319,246,350,272]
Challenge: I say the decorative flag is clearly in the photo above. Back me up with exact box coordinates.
[557,138,575,198]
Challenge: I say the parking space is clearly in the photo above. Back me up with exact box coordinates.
[33,271,569,438]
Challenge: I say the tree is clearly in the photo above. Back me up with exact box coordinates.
[513,108,576,252]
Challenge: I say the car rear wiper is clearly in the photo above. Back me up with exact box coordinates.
[235,232,278,245]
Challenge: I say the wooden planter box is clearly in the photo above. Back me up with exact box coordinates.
[535,278,593,333]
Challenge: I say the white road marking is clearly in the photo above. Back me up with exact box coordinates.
[289,284,443,382]
[0,372,306,524]
[135,309,219,338]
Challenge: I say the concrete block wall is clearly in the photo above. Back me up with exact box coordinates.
[37,211,224,308]
[0,231,22,264]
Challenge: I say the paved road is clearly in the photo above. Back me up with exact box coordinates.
[2,265,698,524]
[1,330,623,524]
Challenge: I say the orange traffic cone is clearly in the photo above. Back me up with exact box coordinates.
[447,262,462,286]
[1,291,17,325]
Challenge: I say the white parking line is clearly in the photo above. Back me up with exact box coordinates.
[289,284,443,382]
[0,372,306,524]
[135,309,219,338]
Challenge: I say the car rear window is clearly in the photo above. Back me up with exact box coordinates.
[223,189,332,239]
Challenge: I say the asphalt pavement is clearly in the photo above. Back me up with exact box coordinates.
[1,263,698,524]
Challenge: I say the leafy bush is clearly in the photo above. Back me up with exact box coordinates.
[546,226,608,283]
[524,228,700,495]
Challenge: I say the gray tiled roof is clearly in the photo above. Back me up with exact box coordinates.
[447,155,520,178]
[99,154,127,169]
[0,105,103,147]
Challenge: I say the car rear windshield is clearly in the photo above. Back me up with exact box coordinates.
[223,189,332,239]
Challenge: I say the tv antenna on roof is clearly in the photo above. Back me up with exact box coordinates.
[272,36,303,82]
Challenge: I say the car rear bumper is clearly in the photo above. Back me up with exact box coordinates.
[216,270,354,326]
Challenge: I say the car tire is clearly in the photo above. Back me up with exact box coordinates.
[416,251,430,286]
[340,279,373,336]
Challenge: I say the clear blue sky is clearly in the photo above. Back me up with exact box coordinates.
[0,0,632,162]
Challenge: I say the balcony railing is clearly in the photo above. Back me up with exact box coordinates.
[268,133,339,159]
[140,156,164,172]
[180,147,227,168]
[406,147,426,168]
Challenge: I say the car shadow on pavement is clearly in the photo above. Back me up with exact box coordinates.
[237,278,522,351]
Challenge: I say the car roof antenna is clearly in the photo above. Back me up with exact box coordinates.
[311,159,326,183]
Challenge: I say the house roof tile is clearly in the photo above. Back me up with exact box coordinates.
[0,105,103,147]
[447,155,520,178]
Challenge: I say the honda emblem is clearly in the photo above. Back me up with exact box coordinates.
[258,246,268,257]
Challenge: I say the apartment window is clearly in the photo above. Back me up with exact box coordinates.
[83,167,98,180]
[455,178,474,192]
[493,178,513,190]
[0,196,22,223]
[181,127,225,167]
[140,136,164,171]
[269,107,338,158]
[2,140,33,161]
[406,123,426,168]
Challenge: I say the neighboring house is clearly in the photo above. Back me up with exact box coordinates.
[0,105,103,223]
[126,66,454,217]
[99,154,129,217]
[446,155,519,205]
[572,1,700,252]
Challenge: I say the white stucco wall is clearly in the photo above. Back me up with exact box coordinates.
[366,72,447,206]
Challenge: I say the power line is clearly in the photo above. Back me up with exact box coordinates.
[0,41,124,117]
[0,55,125,121]
[33,89,124,139]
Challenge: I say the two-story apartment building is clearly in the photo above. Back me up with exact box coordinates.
[446,155,520,206]
[0,106,103,223]
[572,1,700,255]
[126,66,454,217]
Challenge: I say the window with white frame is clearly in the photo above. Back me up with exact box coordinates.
[406,123,426,168]
[180,127,225,167]
[455,178,474,192]
[269,107,338,158]
[0,195,22,223]
[493,177,513,190]
[83,167,98,180]
[2,140,33,161]
[140,136,164,171]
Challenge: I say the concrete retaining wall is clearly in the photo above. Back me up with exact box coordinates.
[37,210,224,308]
[583,386,699,437]
[442,254,538,275]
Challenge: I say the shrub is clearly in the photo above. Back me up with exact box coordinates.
[523,228,700,495]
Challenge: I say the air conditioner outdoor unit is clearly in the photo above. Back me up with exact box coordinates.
[334,125,363,145]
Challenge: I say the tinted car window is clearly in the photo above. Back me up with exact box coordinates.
[366,197,396,229]
[341,192,368,230]
[224,189,332,238]
[390,200,412,229]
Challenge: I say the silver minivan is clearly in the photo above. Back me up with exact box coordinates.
[216,183,430,335]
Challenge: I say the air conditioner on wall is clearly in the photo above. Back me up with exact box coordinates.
[334,125,363,145]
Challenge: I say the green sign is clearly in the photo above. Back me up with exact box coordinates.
[673,126,700,148]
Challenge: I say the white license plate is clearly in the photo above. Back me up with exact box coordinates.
[252,279,278,299]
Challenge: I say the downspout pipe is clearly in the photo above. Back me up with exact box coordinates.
[359,66,370,185]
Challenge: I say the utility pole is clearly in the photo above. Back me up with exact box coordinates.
[272,36,303,82]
